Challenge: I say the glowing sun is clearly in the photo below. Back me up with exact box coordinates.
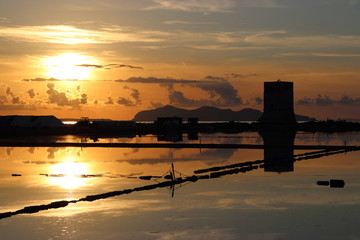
[43,53,97,80]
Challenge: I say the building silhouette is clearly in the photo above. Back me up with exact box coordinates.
[259,80,296,124]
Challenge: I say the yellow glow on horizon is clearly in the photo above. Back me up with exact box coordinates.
[49,159,90,189]
[43,53,97,80]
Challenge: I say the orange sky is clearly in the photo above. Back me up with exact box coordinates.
[0,0,359,120]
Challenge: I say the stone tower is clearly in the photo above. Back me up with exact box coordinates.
[259,80,296,124]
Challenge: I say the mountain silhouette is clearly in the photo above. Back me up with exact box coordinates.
[132,105,314,122]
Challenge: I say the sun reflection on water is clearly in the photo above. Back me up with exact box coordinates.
[49,159,90,189]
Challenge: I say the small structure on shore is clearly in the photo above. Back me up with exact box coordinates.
[258,80,296,124]
[155,117,182,128]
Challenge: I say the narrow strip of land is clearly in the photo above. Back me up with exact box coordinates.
[0,142,358,150]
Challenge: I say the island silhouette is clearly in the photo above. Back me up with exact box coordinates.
[132,105,314,122]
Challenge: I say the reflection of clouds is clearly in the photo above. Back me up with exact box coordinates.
[151,229,236,240]
[47,147,62,159]
[118,136,242,165]
[28,147,35,154]
[295,132,360,145]
[116,148,236,165]
[23,160,59,165]
[6,147,13,156]
[195,184,360,211]
[123,148,140,157]
[40,199,169,218]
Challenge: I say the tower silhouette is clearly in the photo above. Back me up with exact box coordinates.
[259,80,296,124]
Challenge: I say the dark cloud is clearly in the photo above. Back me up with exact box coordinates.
[80,94,88,104]
[46,83,87,108]
[338,95,360,106]
[297,97,313,105]
[254,97,263,105]
[116,77,201,84]
[150,101,164,108]
[117,86,142,106]
[22,78,78,82]
[198,76,243,105]
[0,96,7,104]
[314,95,336,106]
[117,76,243,107]
[297,94,360,106]
[0,105,38,111]
[105,97,114,105]
[6,87,13,96]
[11,96,22,104]
[167,84,210,107]
[225,73,257,79]
[5,87,25,104]
[161,76,243,107]
[75,64,143,70]
[27,89,36,98]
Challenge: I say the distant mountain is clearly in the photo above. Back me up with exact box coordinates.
[132,105,315,122]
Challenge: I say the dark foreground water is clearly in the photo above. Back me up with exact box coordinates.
[0,132,359,240]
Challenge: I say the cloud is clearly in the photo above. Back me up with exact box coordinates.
[5,87,25,104]
[0,104,38,111]
[117,77,201,84]
[149,0,281,12]
[105,97,114,105]
[46,83,87,108]
[148,0,235,12]
[165,77,243,107]
[150,101,164,108]
[254,97,263,105]
[278,52,360,57]
[167,84,210,107]
[6,87,13,97]
[297,94,360,106]
[0,25,166,44]
[75,64,143,70]
[163,20,214,25]
[198,76,243,105]
[225,73,258,79]
[27,89,36,98]
[0,17,8,23]
[117,76,243,108]
[22,78,78,82]
[338,95,360,106]
[0,96,7,104]
[117,86,142,106]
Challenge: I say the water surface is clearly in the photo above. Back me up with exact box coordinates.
[0,132,359,240]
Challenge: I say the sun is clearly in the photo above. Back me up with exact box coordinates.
[43,53,97,80]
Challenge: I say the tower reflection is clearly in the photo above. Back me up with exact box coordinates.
[259,130,296,173]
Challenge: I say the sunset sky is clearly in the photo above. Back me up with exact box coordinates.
[0,0,359,120]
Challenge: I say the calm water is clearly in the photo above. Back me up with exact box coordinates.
[0,132,359,240]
